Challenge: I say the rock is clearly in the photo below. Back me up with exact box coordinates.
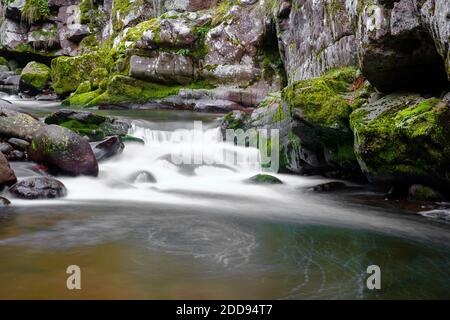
[7,149,25,161]
[164,0,216,12]
[9,177,67,199]
[281,67,371,175]
[92,136,124,161]
[0,108,44,141]
[51,53,102,95]
[310,182,348,193]
[27,23,60,50]
[20,61,51,93]
[0,18,28,51]
[408,184,444,202]
[0,142,13,154]
[0,196,11,206]
[4,0,25,20]
[350,94,450,188]
[45,109,107,126]
[7,137,29,150]
[246,174,283,184]
[129,53,196,85]
[355,0,449,92]
[0,153,17,187]
[275,0,356,83]
[28,125,99,176]
[128,171,157,184]
[140,18,196,48]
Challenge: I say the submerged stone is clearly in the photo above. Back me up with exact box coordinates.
[9,177,67,199]
[247,174,283,185]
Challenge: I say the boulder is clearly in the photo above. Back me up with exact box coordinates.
[45,109,107,126]
[0,18,28,51]
[9,177,67,199]
[92,136,124,161]
[0,196,11,206]
[350,94,450,188]
[129,53,196,85]
[0,108,44,141]
[0,142,13,154]
[20,61,52,93]
[246,174,283,184]
[7,137,30,150]
[0,153,17,187]
[408,184,444,202]
[51,53,102,95]
[28,125,99,176]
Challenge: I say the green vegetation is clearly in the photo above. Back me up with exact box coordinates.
[22,0,50,24]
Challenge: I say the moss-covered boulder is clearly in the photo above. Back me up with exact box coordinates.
[246,174,283,185]
[281,67,372,175]
[87,75,181,106]
[19,61,51,93]
[44,109,130,141]
[350,94,450,188]
[28,125,99,176]
[0,107,44,141]
[51,53,103,95]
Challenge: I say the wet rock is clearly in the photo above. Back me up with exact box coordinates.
[0,143,13,154]
[9,177,67,199]
[28,125,99,176]
[7,149,26,161]
[7,137,29,151]
[92,136,124,161]
[140,18,196,48]
[246,174,283,185]
[0,153,17,187]
[408,184,444,202]
[310,182,348,193]
[0,108,43,141]
[0,18,28,51]
[128,171,157,184]
[0,196,11,206]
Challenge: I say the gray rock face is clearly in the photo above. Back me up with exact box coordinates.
[141,18,196,48]
[276,0,356,83]
[0,18,28,51]
[28,125,99,176]
[9,177,67,199]
[129,53,196,85]
[164,0,217,12]
[354,0,448,92]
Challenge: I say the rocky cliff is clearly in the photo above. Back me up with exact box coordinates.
[0,0,449,196]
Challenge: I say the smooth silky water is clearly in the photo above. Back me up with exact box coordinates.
[0,99,449,299]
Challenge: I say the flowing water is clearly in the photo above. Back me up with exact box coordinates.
[0,100,450,299]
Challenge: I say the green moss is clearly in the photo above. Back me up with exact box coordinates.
[89,67,108,89]
[350,94,450,181]
[74,81,92,95]
[20,61,51,90]
[282,67,358,129]
[87,75,181,106]
[247,174,283,184]
[0,56,8,66]
[62,89,101,106]
[51,53,103,95]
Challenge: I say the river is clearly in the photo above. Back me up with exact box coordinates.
[0,97,449,299]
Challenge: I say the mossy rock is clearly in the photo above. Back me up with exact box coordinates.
[51,53,102,95]
[87,75,181,106]
[90,68,108,89]
[62,90,102,107]
[280,67,371,173]
[20,61,51,91]
[0,57,8,66]
[246,174,283,185]
[350,94,450,187]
